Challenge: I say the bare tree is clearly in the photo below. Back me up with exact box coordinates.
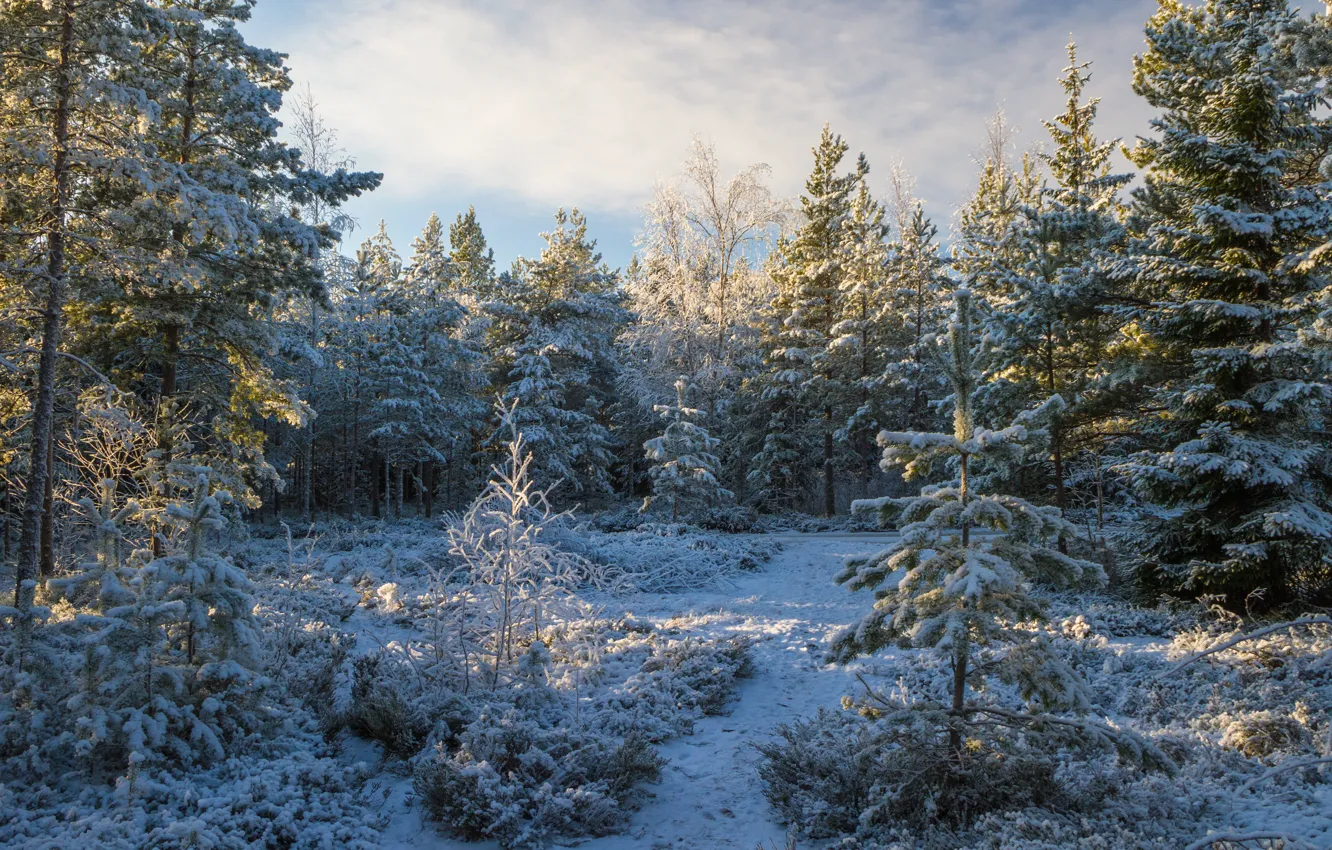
[630,137,787,416]
[287,86,359,522]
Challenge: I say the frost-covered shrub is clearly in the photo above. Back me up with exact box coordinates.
[0,732,381,849]
[756,709,889,838]
[1218,710,1308,758]
[590,506,647,532]
[410,630,747,847]
[413,715,662,849]
[598,635,753,738]
[342,649,472,757]
[412,644,665,850]
[580,528,778,594]
[693,504,759,533]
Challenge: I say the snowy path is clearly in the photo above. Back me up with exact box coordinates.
[372,533,896,850]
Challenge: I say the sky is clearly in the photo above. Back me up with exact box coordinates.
[242,0,1162,271]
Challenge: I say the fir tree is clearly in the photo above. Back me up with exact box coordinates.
[1117,0,1332,607]
[642,379,733,521]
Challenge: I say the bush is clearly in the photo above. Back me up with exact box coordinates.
[599,635,754,738]
[694,504,759,533]
[757,707,1133,838]
[412,711,663,849]
[341,650,472,757]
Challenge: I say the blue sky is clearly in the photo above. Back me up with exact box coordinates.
[242,0,1161,271]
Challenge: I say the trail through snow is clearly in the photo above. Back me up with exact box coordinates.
[371,533,897,850]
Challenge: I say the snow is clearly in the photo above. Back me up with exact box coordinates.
[6,521,1331,849]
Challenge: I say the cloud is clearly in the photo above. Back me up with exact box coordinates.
[252,0,1160,230]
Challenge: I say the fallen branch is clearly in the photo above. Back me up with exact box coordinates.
[1155,617,1332,681]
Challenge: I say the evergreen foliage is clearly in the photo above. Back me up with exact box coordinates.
[642,379,733,521]
[1117,0,1332,608]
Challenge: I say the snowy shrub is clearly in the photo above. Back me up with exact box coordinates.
[757,706,1104,836]
[590,505,648,532]
[1218,711,1309,758]
[342,648,472,757]
[580,528,778,594]
[413,716,662,849]
[756,709,891,838]
[597,635,754,739]
[695,504,760,533]
[0,732,381,849]
[412,643,665,849]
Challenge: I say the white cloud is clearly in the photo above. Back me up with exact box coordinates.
[253,0,1160,224]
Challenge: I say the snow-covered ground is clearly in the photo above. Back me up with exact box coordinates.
[369,532,893,850]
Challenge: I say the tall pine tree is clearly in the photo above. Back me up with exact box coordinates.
[1118,0,1332,607]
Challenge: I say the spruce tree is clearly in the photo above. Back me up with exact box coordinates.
[642,379,733,521]
[1118,0,1332,607]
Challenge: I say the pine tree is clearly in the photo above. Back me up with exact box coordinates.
[832,289,1104,760]
[400,213,487,517]
[833,175,894,492]
[642,379,733,521]
[982,44,1132,523]
[90,0,380,515]
[0,0,153,619]
[886,200,951,432]
[450,205,499,303]
[760,126,864,515]
[488,209,628,499]
[76,468,266,771]
[1117,0,1332,608]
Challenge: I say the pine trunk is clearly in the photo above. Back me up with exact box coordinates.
[823,406,835,517]
[423,458,434,518]
[40,437,54,577]
[15,0,75,616]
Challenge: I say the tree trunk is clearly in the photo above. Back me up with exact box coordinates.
[394,465,403,519]
[369,454,379,518]
[302,302,317,522]
[423,458,434,518]
[16,0,75,617]
[948,644,968,761]
[40,436,55,577]
[823,406,835,517]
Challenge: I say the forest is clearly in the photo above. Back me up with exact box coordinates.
[1,0,1331,848]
